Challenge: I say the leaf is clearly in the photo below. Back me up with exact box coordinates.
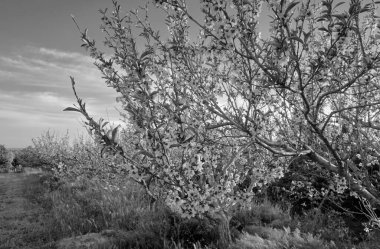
[333,2,345,9]
[322,0,330,8]
[112,126,120,141]
[132,150,154,160]
[284,1,299,17]
[149,91,159,99]
[348,4,357,15]
[268,39,282,48]
[362,3,371,10]
[318,27,330,33]
[169,143,181,148]
[332,14,347,21]
[289,53,298,60]
[317,14,331,22]
[350,27,359,33]
[360,4,372,13]
[289,36,304,44]
[303,31,311,43]
[106,129,112,140]
[63,107,81,113]
[102,121,109,128]
[100,146,109,158]
[182,135,195,144]
[140,49,154,60]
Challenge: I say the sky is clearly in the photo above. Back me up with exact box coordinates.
[0,0,275,148]
[0,0,199,148]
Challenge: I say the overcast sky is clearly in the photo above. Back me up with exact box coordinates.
[0,0,275,148]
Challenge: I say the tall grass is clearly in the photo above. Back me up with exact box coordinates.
[32,174,380,249]
[48,178,155,234]
[38,176,218,248]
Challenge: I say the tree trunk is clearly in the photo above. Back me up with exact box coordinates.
[212,212,232,249]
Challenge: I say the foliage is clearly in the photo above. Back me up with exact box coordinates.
[266,155,380,240]
[0,144,7,165]
[65,0,380,246]
[0,144,14,172]
[11,146,45,168]
[31,130,127,182]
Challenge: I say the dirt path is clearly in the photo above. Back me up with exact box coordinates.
[0,173,54,249]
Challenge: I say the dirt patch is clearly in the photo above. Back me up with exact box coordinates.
[0,173,55,249]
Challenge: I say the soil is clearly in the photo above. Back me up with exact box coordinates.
[0,173,54,249]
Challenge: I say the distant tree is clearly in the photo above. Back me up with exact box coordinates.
[65,0,380,246]
[14,146,45,168]
[0,145,14,172]
[31,130,128,181]
[0,145,8,165]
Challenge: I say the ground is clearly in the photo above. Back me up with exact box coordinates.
[0,172,54,249]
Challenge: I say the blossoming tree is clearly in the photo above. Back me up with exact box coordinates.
[65,0,380,245]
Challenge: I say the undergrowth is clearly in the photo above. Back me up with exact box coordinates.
[31,174,380,249]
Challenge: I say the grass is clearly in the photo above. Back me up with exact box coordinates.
[3,172,378,249]
[41,176,219,248]
[0,173,56,249]
[231,228,335,249]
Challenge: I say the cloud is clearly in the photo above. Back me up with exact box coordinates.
[38,47,91,61]
[0,91,79,125]
[0,46,123,148]
[0,69,14,78]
